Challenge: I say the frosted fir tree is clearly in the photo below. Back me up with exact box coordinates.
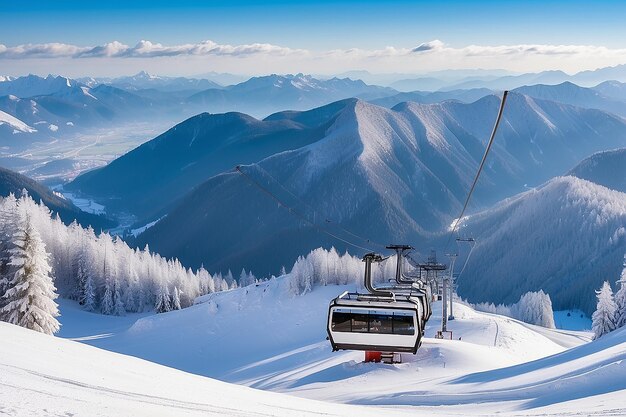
[514,290,556,328]
[592,281,617,340]
[0,212,60,335]
[101,276,115,315]
[82,272,97,312]
[172,286,182,310]
[225,270,234,286]
[239,268,249,287]
[0,193,19,315]
[77,254,96,311]
[614,256,626,329]
[155,277,172,313]
[113,276,125,316]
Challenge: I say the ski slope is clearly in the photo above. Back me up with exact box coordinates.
[37,275,624,416]
[0,321,413,417]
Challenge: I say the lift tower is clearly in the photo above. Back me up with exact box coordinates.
[414,251,447,331]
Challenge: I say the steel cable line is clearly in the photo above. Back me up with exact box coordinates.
[444,91,509,253]
[250,165,389,251]
[235,165,377,253]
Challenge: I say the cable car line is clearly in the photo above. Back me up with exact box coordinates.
[444,91,509,253]
[235,165,377,253]
[239,164,390,252]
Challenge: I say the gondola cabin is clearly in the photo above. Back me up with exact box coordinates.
[327,291,424,353]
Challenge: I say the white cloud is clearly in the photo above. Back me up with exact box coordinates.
[0,40,306,59]
[3,39,626,75]
[0,42,89,58]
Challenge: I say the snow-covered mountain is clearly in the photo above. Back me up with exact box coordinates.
[0,166,113,229]
[572,63,626,86]
[514,81,626,116]
[592,80,626,101]
[0,109,36,134]
[568,148,626,193]
[442,70,571,91]
[130,94,626,275]
[369,88,494,108]
[0,75,171,145]
[66,100,350,219]
[89,70,224,92]
[187,73,398,117]
[0,74,81,98]
[458,176,626,315]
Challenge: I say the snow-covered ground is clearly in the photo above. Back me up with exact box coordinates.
[34,276,624,416]
[0,321,414,417]
[61,191,106,215]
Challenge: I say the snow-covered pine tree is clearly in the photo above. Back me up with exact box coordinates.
[592,281,617,339]
[225,269,234,287]
[247,271,256,285]
[0,210,60,335]
[101,276,114,315]
[155,276,171,313]
[82,271,96,312]
[614,255,626,329]
[239,268,248,287]
[172,286,182,310]
[513,290,556,328]
[124,269,139,313]
[0,194,18,318]
[113,276,125,316]
[77,252,90,305]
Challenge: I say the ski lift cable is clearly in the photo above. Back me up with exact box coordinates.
[455,239,476,280]
[235,165,377,253]
[247,164,389,251]
[444,91,509,253]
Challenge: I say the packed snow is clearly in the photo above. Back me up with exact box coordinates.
[0,321,415,417]
[37,275,623,416]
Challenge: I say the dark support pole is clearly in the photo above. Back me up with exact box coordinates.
[363,253,392,297]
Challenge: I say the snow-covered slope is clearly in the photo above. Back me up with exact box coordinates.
[0,74,79,98]
[48,276,625,416]
[370,88,494,108]
[514,81,626,116]
[458,176,626,314]
[67,101,348,219]
[105,70,223,92]
[0,75,163,144]
[0,167,114,230]
[135,94,626,275]
[592,80,626,101]
[188,74,397,117]
[0,321,413,417]
[0,109,36,133]
[568,148,626,193]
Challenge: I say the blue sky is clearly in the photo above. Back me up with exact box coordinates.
[2,1,626,77]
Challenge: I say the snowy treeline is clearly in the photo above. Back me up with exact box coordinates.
[592,255,626,339]
[287,247,399,296]
[0,205,60,334]
[473,290,556,328]
[0,194,240,328]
